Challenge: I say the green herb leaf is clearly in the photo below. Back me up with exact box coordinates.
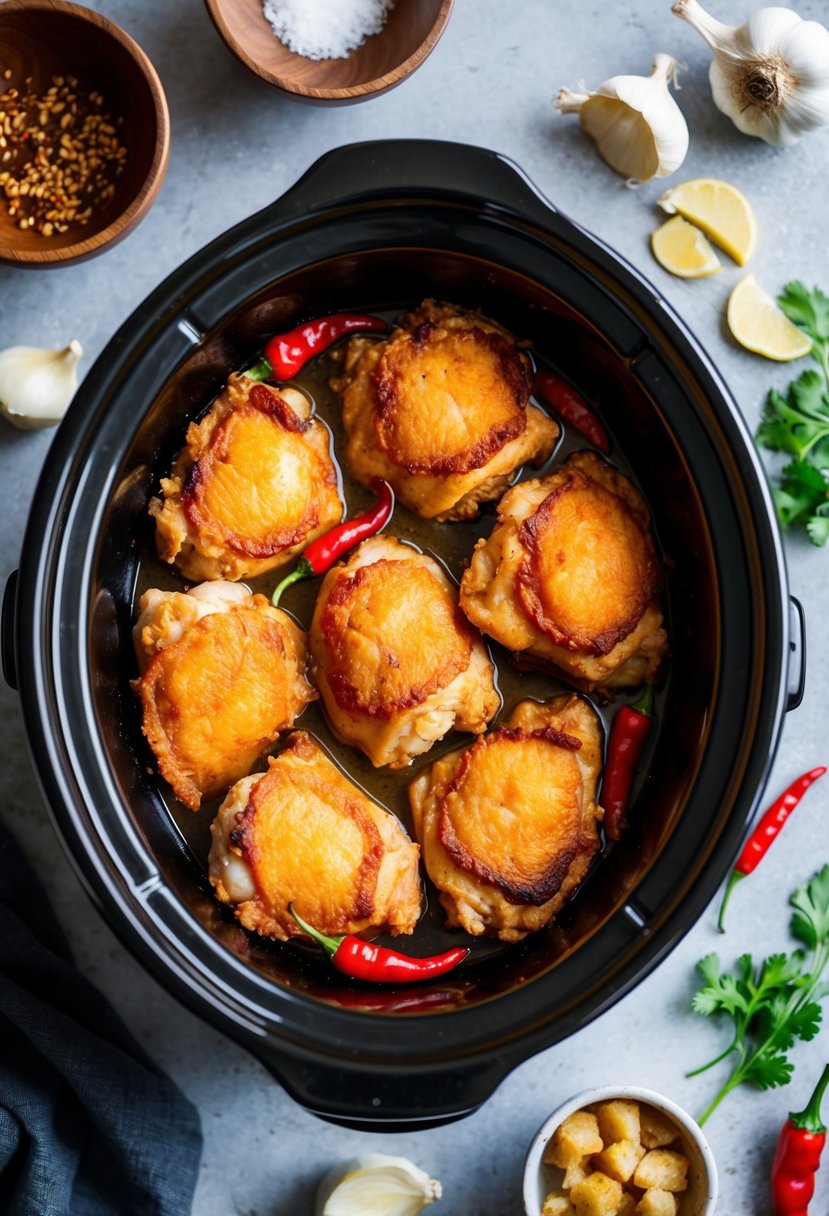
[757,373,829,464]
[787,1001,823,1042]
[692,867,829,1126]
[778,281,829,349]
[743,1051,794,1090]
[791,865,829,950]
[806,511,829,547]
[773,461,829,545]
[755,281,829,545]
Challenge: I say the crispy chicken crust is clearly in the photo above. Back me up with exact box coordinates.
[310,536,500,769]
[150,374,342,582]
[409,695,603,942]
[333,301,559,521]
[459,451,668,689]
[208,731,422,941]
[135,584,314,810]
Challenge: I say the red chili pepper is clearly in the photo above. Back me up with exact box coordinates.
[261,312,388,380]
[270,479,394,607]
[290,906,469,984]
[718,766,826,932]
[601,684,654,841]
[533,368,610,454]
[771,1063,829,1216]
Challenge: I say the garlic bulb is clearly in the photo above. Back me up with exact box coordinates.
[673,0,829,146]
[556,53,689,181]
[0,340,82,430]
[316,1153,442,1216]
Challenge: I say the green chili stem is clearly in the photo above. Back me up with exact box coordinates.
[289,904,342,958]
[271,558,314,608]
[631,683,654,717]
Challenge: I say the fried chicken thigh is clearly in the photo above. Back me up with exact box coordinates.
[333,301,559,521]
[409,695,603,942]
[150,374,342,582]
[309,536,500,768]
[134,582,315,810]
[459,451,668,689]
[208,731,422,941]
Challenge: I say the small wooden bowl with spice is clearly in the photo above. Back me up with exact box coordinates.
[204,0,454,104]
[0,0,170,267]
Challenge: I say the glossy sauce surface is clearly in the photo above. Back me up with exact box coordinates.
[132,312,669,981]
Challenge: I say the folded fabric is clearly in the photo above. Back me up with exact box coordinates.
[0,820,203,1216]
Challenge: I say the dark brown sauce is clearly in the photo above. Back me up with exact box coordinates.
[133,312,669,968]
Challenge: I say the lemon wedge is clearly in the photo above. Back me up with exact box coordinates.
[658,178,758,266]
[727,275,813,361]
[650,215,722,279]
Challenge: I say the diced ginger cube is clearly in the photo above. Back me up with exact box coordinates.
[617,1194,638,1216]
[636,1188,677,1216]
[563,1161,590,1190]
[633,1150,689,1193]
[542,1191,577,1216]
[639,1107,679,1149]
[594,1139,646,1183]
[546,1111,604,1167]
[593,1100,641,1146]
[569,1170,623,1216]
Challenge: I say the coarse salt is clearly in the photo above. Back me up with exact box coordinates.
[262,0,395,61]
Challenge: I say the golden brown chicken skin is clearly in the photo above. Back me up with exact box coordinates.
[208,731,422,941]
[309,536,500,768]
[333,301,559,521]
[459,451,668,690]
[409,695,603,942]
[150,373,343,582]
[134,582,315,811]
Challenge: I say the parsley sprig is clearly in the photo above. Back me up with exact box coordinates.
[690,865,829,1125]
[757,282,829,545]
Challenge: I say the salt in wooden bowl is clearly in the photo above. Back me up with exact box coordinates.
[203,0,454,104]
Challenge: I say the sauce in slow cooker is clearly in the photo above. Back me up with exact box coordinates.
[131,310,670,981]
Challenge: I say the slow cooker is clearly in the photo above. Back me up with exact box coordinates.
[1,140,805,1130]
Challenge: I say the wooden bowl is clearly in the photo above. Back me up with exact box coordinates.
[0,0,170,267]
[204,0,454,103]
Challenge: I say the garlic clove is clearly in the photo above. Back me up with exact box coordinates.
[673,0,829,146]
[556,54,689,182]
[316,1153,442,1216]
[0,340,83,430]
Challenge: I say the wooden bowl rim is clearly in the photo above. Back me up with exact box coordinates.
[203,0,454,100]
[0,0,171,266]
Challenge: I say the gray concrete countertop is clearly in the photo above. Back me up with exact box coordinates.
[2,1,828,1212]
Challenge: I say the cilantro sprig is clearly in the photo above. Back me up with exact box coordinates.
[757,282,829,545]
[690,865,829,1124]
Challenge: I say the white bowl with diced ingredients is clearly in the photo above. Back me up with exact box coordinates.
[522,1086,718,1216]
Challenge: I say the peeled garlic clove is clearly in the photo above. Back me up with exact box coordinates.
[557,53,689,181]
[673,0,829,146]
[316,1153,442,1216]
[0,340,83,430]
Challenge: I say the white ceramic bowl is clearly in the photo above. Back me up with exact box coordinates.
[522,1085,718,1216]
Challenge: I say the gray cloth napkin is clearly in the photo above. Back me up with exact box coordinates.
[0,822,203,1216]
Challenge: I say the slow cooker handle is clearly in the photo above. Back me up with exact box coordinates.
[260,139,559,229]
[1,569,17,691]
[255,1050,509,1132]
[786,595,806,712]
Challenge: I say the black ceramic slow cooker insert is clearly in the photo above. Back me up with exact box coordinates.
[2,141,805,1130]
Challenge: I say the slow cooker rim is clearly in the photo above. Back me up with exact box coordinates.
[10,141,791,1074]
